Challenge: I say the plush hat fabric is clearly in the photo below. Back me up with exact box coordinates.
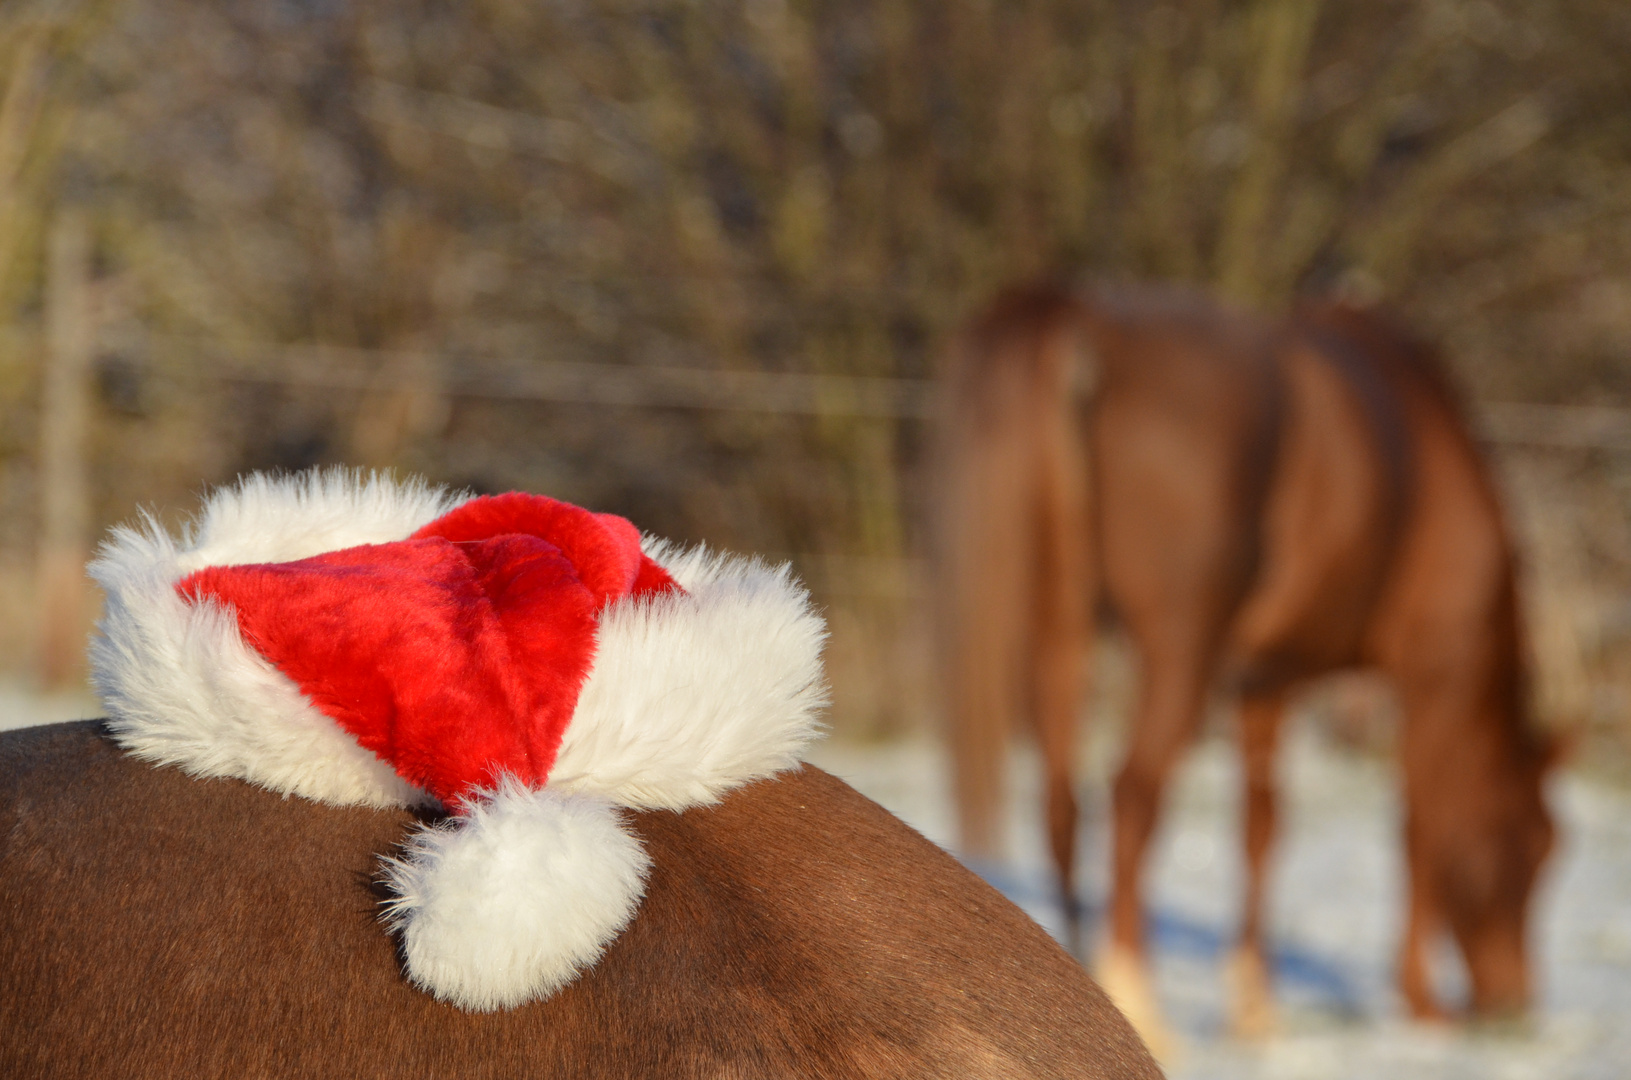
[89,470,828,1010]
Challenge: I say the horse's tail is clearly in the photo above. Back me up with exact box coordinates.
[934,284,1097,862]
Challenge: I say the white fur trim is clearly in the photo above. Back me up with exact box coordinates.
[175,468,465,573]
[382,781,651,1011]
[89,469,464,807]
[549,541,829,809]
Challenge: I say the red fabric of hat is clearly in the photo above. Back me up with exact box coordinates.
[178,493,678,805]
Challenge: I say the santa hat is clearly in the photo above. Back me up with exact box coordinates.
[88,470,828,1011]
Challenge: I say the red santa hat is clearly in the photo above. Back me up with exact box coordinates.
[89,470,828,1011]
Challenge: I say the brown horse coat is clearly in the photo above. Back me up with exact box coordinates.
[0,720,1160,1080]
[937,283,1554,1033]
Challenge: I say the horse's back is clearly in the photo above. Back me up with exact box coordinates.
[0,721,1158,1080]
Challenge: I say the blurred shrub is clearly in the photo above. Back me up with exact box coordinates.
[1,0,1630,742]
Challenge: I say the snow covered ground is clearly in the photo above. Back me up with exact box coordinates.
[807,728,1631,1080]
[0,681,99,733]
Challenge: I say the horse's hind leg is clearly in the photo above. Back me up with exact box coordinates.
[1228,690,1287,1039]
[1035,617,1086,955]
[1099,645,1211,1058]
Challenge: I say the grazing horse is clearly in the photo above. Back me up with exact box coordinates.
[935,283,1556,1045]
[0,720,1160,1080]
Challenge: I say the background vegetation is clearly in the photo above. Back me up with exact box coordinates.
[4,0,1631,755]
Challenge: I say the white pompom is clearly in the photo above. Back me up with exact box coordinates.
[381,780,652,1011]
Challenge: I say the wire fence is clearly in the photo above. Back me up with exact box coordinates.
[102,330,1631,447]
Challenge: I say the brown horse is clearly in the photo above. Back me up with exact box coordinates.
[0,719,1160,1080]
[936,282,1556,1046]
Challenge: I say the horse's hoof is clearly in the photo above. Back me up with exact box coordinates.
[1225,944,1278,1040]
[1404,998,1454,1026]
[1096,942,1181,1064]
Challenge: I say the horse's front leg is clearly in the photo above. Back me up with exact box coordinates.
[1227,690,1287,1039]
[1397,848,1451,1022]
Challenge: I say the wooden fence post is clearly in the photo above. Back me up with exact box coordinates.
[35,209,92,690]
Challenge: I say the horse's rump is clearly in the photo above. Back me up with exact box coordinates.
[0,721,1159,1079]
